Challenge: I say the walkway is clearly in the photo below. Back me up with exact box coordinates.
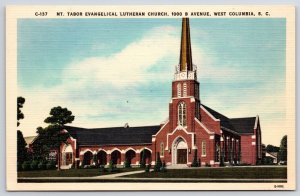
[93,169,147,178]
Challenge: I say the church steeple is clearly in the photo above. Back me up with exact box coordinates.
[174,18,197,81]
[170,17,201,130]
[179,18,193,71]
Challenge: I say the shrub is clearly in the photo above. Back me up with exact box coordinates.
[154,154,162,172]
[30,160,39,170]
[220,154,225,167]
[197,158,201,167]
[17,162,23,171]
[205,163,211,167]
[22,161,31,171]
[99,165,107,174]
[38,160,46,170]
[140,160,146,168]
[85,165,97,169]
[140,149,146,168]
[46,161,56,170]
[124,158,131,168]
[145,164,151,172]
[108,160,116,173]
[191,150,199,167]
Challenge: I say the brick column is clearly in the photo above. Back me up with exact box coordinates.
[220,136,224,164]
[106,153,111,165]
[135,152,140,165]
[120,153,125,165]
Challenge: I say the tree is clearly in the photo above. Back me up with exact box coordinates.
[278,135,287,163]
[33,106,75,170]
[154,152,162,172]
[17,96,28,164]
[140,149,146,168]
[266,144,280,153]
[44,106,75,126]
[191,149,198,167]
[17,97,25,127]
[17,130,28,163]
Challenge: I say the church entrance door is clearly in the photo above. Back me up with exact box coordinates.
[172,137,188,165]
[177,149,187,164]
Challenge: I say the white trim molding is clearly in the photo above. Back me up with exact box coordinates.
[166,125,195,150]
[97,148,108,154]
[79,149,93,155]
[124,147,137,153]
[139,147,152,153]
[201,105,220,122]
[153,120,169,137]
[254,115,259,129]
[110,148,122,154]
[194,117,214,134]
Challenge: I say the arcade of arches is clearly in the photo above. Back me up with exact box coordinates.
[80,148,152,167]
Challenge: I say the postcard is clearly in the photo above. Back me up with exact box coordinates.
[6,5,295,191]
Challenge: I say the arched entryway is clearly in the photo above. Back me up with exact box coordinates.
[172,137,188,165]
[140,149,152,164]
[83,151,93,166]
[62,145,73,167]
[111,150,121,164]
[125,150,136,165]
[97,150,107,166]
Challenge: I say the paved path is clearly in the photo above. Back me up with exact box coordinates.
[93,169,147,178]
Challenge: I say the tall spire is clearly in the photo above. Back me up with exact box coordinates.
[179,18,193,71]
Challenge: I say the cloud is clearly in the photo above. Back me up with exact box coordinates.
[18,24,286,147]
[62,26,180,87]
[18,26,183,136]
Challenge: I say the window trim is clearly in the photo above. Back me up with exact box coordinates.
[201,140,206,157]
[160,142,164,157]
[178,102,187,127]
[177,83,181,97]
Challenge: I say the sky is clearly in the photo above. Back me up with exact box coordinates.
[17,18,286,146]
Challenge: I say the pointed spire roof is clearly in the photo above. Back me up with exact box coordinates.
[179,18,193,71]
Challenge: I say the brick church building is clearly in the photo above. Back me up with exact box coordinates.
[50,18,262,169]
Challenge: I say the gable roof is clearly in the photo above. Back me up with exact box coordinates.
[64,125,161,146]
[201,104,256,135]
[229,117,256,134]
[201,104,235,131]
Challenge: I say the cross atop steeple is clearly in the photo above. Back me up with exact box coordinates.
[179,18,193,71]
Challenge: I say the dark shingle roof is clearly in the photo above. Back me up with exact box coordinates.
[64,125,161,146]
[202,104,235,131]
[229,117,256,134]
[202,104,256,135]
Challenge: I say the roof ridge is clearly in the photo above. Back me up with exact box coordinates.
[230,117,256,120]
[65,125,160,130]
[201,104,230,119]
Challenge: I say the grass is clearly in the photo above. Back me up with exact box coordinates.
[125,166,287,179]
[18,167,142,178]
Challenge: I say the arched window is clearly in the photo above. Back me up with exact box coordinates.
[195,85,199,98]
[178,102,187,127]
[202,140,206,156]
[160,143,164,157]
[195,101,200,119]
[177,83,181,97]
[183,82,187,96]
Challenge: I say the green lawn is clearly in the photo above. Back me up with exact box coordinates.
[125,167,287,179]
[18,167,142,177]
